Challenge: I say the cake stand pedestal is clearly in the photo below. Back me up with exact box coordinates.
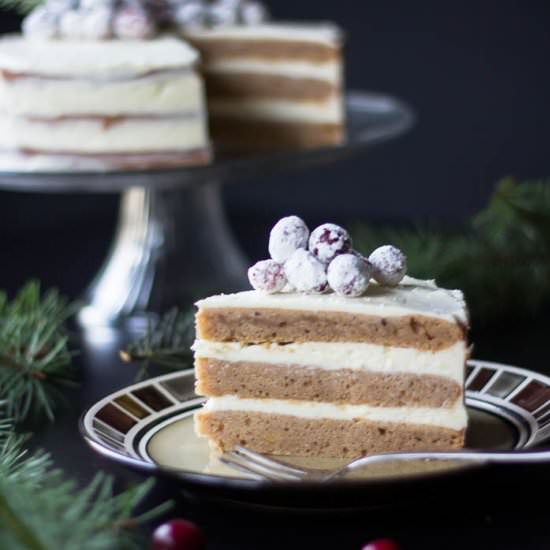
[0,91,414,330]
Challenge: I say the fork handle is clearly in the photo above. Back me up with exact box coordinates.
[326,448,550,481]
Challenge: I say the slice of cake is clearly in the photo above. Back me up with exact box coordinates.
[182,23,345,151]
[0,35,210,171]
[194,217,468,459]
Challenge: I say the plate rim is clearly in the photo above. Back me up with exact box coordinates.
[79,359,550,490]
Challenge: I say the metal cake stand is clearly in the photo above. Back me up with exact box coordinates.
[0,91,414,329]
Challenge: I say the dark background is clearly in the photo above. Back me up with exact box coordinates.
[1,1,550,299]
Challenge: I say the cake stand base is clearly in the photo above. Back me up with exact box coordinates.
[78,181,248,330]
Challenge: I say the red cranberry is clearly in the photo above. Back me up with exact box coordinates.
[368,245,407,286]
[269,215,310,262]
[362,538,401,550]
[152,519,205,550]
[248,259,286,293]
[309,223,352,264]
[284,249,328,294]
[327,253,372,297]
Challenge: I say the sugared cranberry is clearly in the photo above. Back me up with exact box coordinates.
[361,538,401,550]
[113,5,156,39]
[284,249,328,294]
[248,259,286,293]
[309,223,352,264]
[269,215,310,262]
[327,253,372,297]
[368,245,407,286]
[152,519,205,550]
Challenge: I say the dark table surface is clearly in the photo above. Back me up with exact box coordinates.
[25,311,550,550]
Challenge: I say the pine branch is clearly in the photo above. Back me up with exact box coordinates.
[120,308,194,378]
[0,281,78,423]
[0,418,172,550]
[0,0,41,15]
[352,177,550,321]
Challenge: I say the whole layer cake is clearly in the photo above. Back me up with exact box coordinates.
[0,36,210,171]
[194,278,468,459]
[182,22,345,151]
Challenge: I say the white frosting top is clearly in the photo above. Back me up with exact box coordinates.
[0,35,199,78]
[196,276,469,325]
[183,22,342,46]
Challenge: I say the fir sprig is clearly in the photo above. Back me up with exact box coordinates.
[352,177,550,320]
[0,0,41,15]
[0,281,78,422]
[0,418,171,549]
[120,308,194,378]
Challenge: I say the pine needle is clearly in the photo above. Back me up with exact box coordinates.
[0,281,78,423]
[0,0,42,15]
[120,307,195,379]
[0,418,171,550]
[352,177,550,321]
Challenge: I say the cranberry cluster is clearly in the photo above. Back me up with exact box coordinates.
[248,215,407,297]
[22,0,268,41]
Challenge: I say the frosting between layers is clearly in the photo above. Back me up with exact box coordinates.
[0,36,199,78]
[192,340,467,383]
[203,395,468,430]
[184,23,342,46]
[204,58,341,82]
[0,71,204,116]
[0,115,208,153]
[208,96,342,123]
[195,277,468,324]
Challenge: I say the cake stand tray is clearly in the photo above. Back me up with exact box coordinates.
[0,91,414,329]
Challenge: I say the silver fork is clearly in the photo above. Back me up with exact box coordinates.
[221,446,550,482]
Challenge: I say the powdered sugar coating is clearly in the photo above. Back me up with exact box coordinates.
[284,249,328,294]
[368,245,407,286]
[248,259,286,293]
[113,6,156,39]
[23,7,59,39]
[327,253,373,297]
[268,216,310,262]
[309,223,352,264]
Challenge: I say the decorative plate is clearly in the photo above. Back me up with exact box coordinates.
[80,360,550,508]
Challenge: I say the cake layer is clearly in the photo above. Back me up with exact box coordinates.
[202,395,467,431]
[207,97,342,124]
[196,308,464,350]
[0,148,210,171]
[196,410,465,458]
[204,58,341,83]
[206,73,336,101]
[185,23,341,63]
[0,114,208,153]
[193,340,467,383]
[0,36,199,79]
[209,118,343,150]
[195,279,468,324]
[0,70,203,117]
[196,358,462,407]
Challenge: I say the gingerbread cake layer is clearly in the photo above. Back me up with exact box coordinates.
[182,23,344,151]
[196,358,462,407]
[0,36,210,171]
[196,410,465,458]
[209,118,343,150]
[197,308,463,350]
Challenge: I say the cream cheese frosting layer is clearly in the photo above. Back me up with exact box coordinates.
[195,277,468,325]
[0,71,204,116]
[208,97,342,123]
[184,23,341,46]
[204,59,342,83]
[0,36,199,78]
[193,340,467,383]
[203,396,468,431]
[0,115,208,153]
